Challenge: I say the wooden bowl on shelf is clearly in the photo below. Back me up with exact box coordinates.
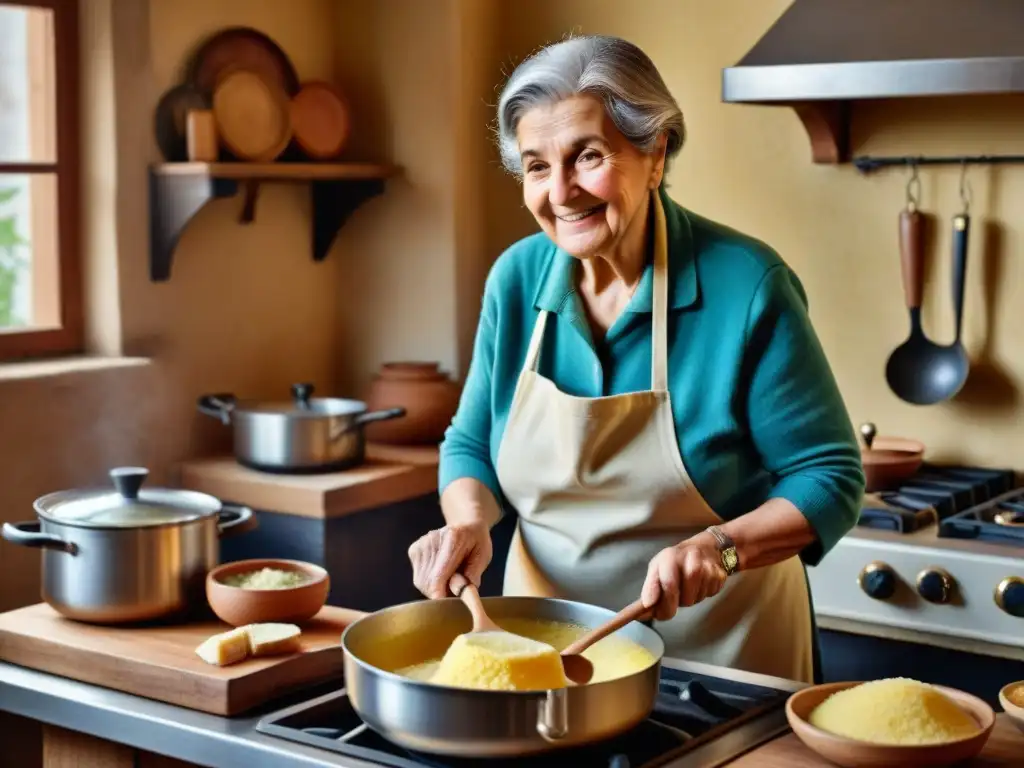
[206,558,329,627]
[998,681,1024,733]
[859,422,925,492]
[786,681,994,768]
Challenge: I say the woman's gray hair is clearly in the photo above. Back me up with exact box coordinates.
[496,35,685,176]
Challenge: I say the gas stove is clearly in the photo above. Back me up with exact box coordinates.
[807,461,1024,655]
[856,463,1017,533]
[254,662,795,768]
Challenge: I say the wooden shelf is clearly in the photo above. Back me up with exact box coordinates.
[175,444,439,519]
[148,162,398,282]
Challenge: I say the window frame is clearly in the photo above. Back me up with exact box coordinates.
[0,0,82,361]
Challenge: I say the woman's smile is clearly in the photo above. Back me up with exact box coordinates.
[555,203,607,224]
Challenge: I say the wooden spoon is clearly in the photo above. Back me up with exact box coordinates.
[448,573,501,632]
[559,598,652,685]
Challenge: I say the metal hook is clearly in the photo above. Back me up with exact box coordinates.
[958,161,972,214]
[905,161,921,212]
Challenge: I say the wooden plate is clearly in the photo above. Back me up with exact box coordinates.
[213,70,293,161]
[186,26,300,96]
[290,81,351,159]
[786,681,995,767]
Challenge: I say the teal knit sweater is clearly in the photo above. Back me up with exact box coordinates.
[439,188,864,566]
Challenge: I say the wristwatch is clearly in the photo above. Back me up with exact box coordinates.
[707,525,739,575]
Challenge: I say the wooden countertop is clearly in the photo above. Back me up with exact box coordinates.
[176,444,439,519]
[729,714,1023,766]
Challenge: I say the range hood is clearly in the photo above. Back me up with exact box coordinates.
[724,0,1024,102]
[722,0,1024,162]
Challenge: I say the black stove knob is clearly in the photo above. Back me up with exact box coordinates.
[858,561,897,600]
[995,576,1024,618]
[916,567,955,604]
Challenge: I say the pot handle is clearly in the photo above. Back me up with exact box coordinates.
[217,504,256,538]
[352,407,406,427]
[197,393,237,425]
[1,521,78,555]
[536,687,569,741]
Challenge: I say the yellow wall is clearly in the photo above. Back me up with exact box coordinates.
[488,0,1024,468]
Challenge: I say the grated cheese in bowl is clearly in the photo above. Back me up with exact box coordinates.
[809,678,981,745]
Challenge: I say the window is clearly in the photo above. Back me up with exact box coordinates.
[0,0,81,361]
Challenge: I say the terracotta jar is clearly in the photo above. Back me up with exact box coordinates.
[364,362,462,445]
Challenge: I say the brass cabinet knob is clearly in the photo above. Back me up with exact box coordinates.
[994,576,1024,618]
[916,567,955,604]
[858,561,897,600]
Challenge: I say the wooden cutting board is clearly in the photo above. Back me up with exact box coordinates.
[0,603,368,716]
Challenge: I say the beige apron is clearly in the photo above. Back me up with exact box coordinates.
[494,192,814,683]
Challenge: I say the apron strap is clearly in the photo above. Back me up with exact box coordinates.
[651,191,670,392]
[523,309,550,373]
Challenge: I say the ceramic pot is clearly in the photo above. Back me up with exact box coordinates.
[365,362,462,445]
[858,422,925,493]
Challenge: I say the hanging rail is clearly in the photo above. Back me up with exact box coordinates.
[853,154,1024,174]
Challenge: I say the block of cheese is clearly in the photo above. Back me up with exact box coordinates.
[245,623,302,657]
[431,631,568,691]
[195,623,303,666]
[195,627,251,666]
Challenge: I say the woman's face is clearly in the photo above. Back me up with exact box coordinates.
[516,95,666,260]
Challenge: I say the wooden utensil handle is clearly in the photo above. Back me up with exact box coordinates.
[899,208,925,310]
[562,598,652,656]
[449,573,497,631]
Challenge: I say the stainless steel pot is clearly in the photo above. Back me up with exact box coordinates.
[342,596,665,757]
[0,466,255,624]
[197,382,405,473]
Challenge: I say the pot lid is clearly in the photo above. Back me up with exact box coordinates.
[34,467,222,528]
[222,383,366,418]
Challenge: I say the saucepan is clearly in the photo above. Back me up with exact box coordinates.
[340,595,664,757]
[197,382,405,473]
[1,466,255,624]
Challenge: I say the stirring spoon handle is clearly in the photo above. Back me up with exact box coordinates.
[449,573,499,632]
[562,598,652,656]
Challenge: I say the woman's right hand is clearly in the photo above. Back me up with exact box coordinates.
[408,521,493,599]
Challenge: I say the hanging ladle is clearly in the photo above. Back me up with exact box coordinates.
[885,164,970,405]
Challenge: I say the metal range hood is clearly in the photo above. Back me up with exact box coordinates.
[721,0,1024,163]
[723,0,1024,104]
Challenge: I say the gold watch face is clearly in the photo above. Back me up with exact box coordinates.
[722,547,739,574]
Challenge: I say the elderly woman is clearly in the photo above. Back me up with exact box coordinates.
[407,35,864,683]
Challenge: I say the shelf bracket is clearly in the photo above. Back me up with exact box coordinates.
[790,101,850,164]
[310,178,386,262]
[149,169,237,281]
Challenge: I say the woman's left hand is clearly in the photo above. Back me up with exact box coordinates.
[641,532,728,621]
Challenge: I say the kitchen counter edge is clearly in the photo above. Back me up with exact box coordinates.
[0,657,804,768]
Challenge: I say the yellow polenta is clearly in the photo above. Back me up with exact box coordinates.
[397,617,658,690]
[809,678,980,745]
[430,631,568,691]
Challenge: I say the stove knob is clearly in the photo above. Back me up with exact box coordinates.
[916,567,955,604]
[994,576,1024,618]
[858,561,897,600]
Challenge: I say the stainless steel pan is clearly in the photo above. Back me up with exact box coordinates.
[197,382,405,473]
[341,595,664,757]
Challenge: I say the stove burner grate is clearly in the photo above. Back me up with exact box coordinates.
[255,667,789,768]
[857,464,1017,533]
[940,488,1024,545]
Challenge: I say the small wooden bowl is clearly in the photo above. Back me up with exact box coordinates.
[998,681,1024,734]
[862,436,925,493]
[206,558,329,627]
[786,681,995,767]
